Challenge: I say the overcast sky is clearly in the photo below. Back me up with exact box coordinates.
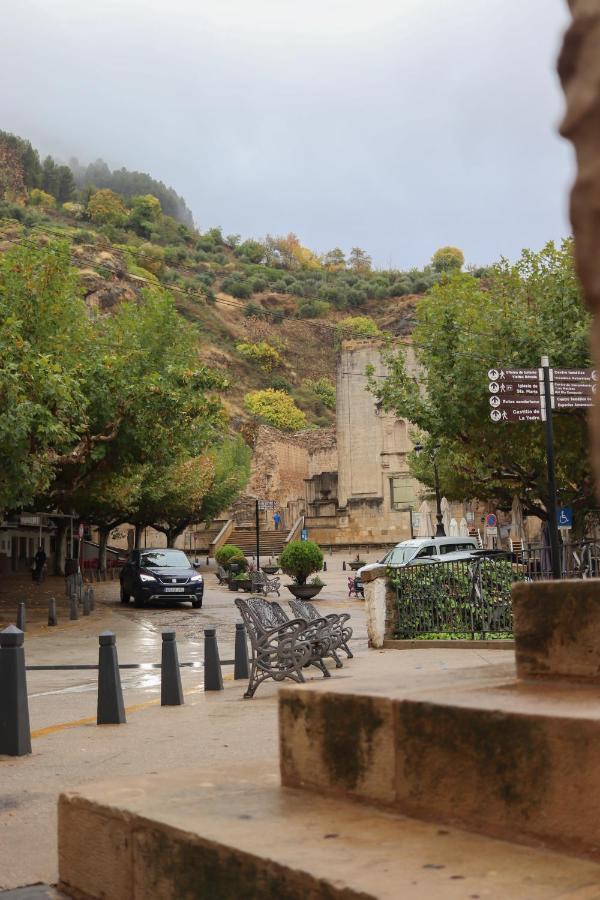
[1,0,572,268]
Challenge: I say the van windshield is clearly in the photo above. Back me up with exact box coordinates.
[386,546,419,566]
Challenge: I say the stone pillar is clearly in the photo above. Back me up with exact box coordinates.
[361,565,396,647]
[558,2,600,487]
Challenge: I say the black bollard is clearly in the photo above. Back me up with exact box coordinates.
[206,556,209,566]
[89,586,95,611]
[161,629,184,706]
[323,561,327,572]
[48,597,57,627]
[16,602,26,632]
[97,631,126,724]
[69,595,79,621]
[82,588,91,616]
[204,627,224,691]
[342,560,346,571]
[0,626,31,756]
[234,622,249,680]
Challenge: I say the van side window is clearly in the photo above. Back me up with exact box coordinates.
[416,545,436,558]
[439,544,457,555]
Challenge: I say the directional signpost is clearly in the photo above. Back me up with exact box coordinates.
[487,361,597,579]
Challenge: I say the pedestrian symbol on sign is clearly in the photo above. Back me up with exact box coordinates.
[490,409,501,422]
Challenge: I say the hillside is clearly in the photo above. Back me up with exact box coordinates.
[0,131,443,429]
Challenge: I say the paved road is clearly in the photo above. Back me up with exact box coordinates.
[0,556,514,890]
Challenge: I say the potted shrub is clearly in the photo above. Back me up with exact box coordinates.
[230,571,252,592]
[348,553,366,571]
[279,540,325,599]
[215,544,247,575]
[261,557,280,575]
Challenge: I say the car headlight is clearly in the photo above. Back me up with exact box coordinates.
[190,574,203,582]
[139,572,156,582]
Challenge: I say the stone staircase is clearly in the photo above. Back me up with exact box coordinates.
[229,523,287,557]
[57,580,600,898]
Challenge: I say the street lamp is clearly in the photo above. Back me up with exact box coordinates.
[413,442,446,537]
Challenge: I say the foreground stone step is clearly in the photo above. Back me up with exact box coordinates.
[279,662,600,861]
[58,765,600,899]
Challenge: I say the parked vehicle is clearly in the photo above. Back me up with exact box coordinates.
[120,548,204,608]
[358,537,479,576]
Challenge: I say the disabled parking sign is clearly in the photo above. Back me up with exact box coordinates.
[557,507,573,529]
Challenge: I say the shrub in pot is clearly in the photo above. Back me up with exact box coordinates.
[215,544,248,572]
[230,571,252,592]
[279,540,324,598]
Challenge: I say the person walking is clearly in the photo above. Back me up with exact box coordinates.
[33,545,47,582]
[273,512,282,531]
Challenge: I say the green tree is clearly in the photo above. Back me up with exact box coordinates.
[335,315,382,340]
[196,436,252,524]
[370,240,594,527]
[304,378,336,410]
[244,389,307,431]
[133,456,215,547]
[348,247,372,273]
[69,466,143,571]
[128,194,162,237]
[322,248,346,270]
[0,241,90,513]
[86,188,128,225]
[431,246,464,273]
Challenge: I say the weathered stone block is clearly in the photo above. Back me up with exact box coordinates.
[279,688,395,803]
[513,580,600,682]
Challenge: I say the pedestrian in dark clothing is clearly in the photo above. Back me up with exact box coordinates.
[33,546,47,582]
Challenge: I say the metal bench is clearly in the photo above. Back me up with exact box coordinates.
[250,571,281,597]
[289,598,354,660]
[235,597,332,699]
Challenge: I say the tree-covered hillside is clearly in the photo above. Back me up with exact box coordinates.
[0,130,473,430]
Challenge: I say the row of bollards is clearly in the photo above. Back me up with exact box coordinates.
[0,621,250,756]
[14,587,97,631]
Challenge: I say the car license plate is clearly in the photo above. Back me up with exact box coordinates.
[164,587,185,593]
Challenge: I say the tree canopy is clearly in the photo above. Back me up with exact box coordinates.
[370,240,594,527]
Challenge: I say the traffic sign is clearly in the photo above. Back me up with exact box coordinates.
[486,513,497,528]
[556,506,573,529]
[257,500,277,511]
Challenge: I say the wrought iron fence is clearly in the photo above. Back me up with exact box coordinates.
[515,541,600,580]
[392,557,516,639]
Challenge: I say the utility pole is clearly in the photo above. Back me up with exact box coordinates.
[541,356,561,579]
[255,499,260,572]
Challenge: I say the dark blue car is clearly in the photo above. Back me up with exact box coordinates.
[120,548,204,608]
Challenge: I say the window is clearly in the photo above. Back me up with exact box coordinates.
[389,475,415,511]
[415,545,436,559]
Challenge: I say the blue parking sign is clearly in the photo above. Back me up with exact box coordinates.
[557,507,573,528]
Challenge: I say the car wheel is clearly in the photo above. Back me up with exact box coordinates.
[192,599,202,609]
[120,584,130,604]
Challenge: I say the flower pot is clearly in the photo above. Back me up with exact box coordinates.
[348,561,365,571]
[234,579,252,592]
[261,565,279,575]
[286,583,325,600]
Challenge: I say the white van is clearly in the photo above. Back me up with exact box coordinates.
[358,536,479,576]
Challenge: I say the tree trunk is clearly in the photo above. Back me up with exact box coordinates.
[53,520,68,576]
[98,526,110,573]
[166,529,176,548]
[134,524,144,549]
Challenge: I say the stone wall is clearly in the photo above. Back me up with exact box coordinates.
[559,1,600,489]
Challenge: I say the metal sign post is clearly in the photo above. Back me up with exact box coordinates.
[541,356,561,580]
[255,500,260,572]
[488,360,597,580]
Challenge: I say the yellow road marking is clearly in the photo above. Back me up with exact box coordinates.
[30,675,235,739]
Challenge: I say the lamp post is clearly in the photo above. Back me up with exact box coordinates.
[414,443,445,537]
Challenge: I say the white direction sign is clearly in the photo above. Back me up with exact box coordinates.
[257,500,277,511]
[489,365,597,421]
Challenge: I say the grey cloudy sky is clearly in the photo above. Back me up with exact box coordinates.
[1,0,572,268]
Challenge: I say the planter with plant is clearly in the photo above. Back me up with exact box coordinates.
[215,544,248,575]
[230,571,252,592]
[279,540,325,599]
[348,553,366,571]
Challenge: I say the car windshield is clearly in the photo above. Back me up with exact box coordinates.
[386,546,419,565]
[140,550,190,568]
